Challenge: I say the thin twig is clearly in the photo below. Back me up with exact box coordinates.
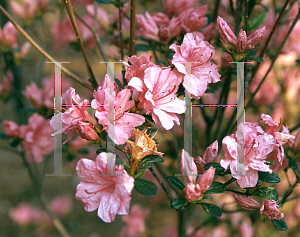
[149,167,173,202]
[213,0,221,23]
[129,0,136,56]
[235,0,242,35]
[64,0,98,89]
[226,188,245,195]
[73,10,108,62]
[247,0,291,87]
[0,5,93,90]
[119,0,124,61]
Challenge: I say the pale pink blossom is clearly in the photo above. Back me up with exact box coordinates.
[163,0,199,17]
[157,16,182,44]
[9,203,51,226]
[10,0,37,21]
[9,203,40,226]
[170,33,221,99]
[21,113,54,163]
[91,78,145,144]
[178,6,208,33]
[260,200,284,220]
[121,205,150,237]
[52,16,98,50]
[194,140,218,173]
[3,120,19,138]
[221,122,275,188]
[75,152,135,223]
[48,195,73,217]
[0,70,13,96]
[233,194,260,211]
[181,150,215,202]
[128,66,185,130]
[14,42,31,59]
[217,16,265,52]
[260,114,295,171]
[239,217,254,237]
[23,83,43,109]
[136,12,160,42]
[0,22,18,49]
[86,4,111,29]
[50,87,98,143]
[76,121,100,142]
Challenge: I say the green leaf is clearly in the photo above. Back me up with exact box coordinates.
[204,162,225,173]
[269,189,279,201]
[125,153,131,166]
[135,44,152,52]
[204,181,226,194]
[289,158,298,170]
[198,203,222,217]
[96,149,107,155]
[95,0,113,4]
[246,50,257,57]
[114,78,124,90]
[115,157,130,170]
[79,148,89,155]
[247,56,263,62]
[157,59,167,65]
[134,169,147,179]
[138,155,164,170]
[253,189,274,199]
[134,178,157,196]
[271,219,288,231]
[258,171,280,183]
[167,176,185,190]
[171,198,187,211]
[202,195,213,201]
[204,88,215,94]
[248,12,268,31]
[0,133,7,139]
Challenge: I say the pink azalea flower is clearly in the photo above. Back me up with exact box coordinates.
[128,66,185,130]
[136,12,160,42]
[75,152,135,223]
[181,150,215,202]
[233,194,260,211]
[21,113,54,163]
[170,33,221,99]
[121,205,150,237]
[50,87,98,144]
[91,77,145,145]
[48,195,73,217]
[217,16,265,52]
[221,122,275,188]
[194,140,218,173]
[260,200,284,220]
[10,0,45,21]
[178,6,208,33]
[0,70,14,96]
[0,22,18,50]
[260,114,295,171]
[163,0,199,17]
[3,120,19,138]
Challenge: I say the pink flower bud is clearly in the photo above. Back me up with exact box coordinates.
[197,166,215,192]
[183,183,202,202]
[23,83,43,109]
[10,2,27,20]
[260,200,284,220]
[203,140,218,163]
[247,26,266,50]
[0,22,18,48]
[217,16,237,49]
[163,0,199,17]
[294,129,300,152]
[16,42,31,58]
[237,29,247,52]
[3,120,19,137]
[136,12,159,42]
[76,121,100,142]
[179,6,208,33]
[233,194,260,211]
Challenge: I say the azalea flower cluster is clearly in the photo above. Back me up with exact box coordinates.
[221,113,295,188]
